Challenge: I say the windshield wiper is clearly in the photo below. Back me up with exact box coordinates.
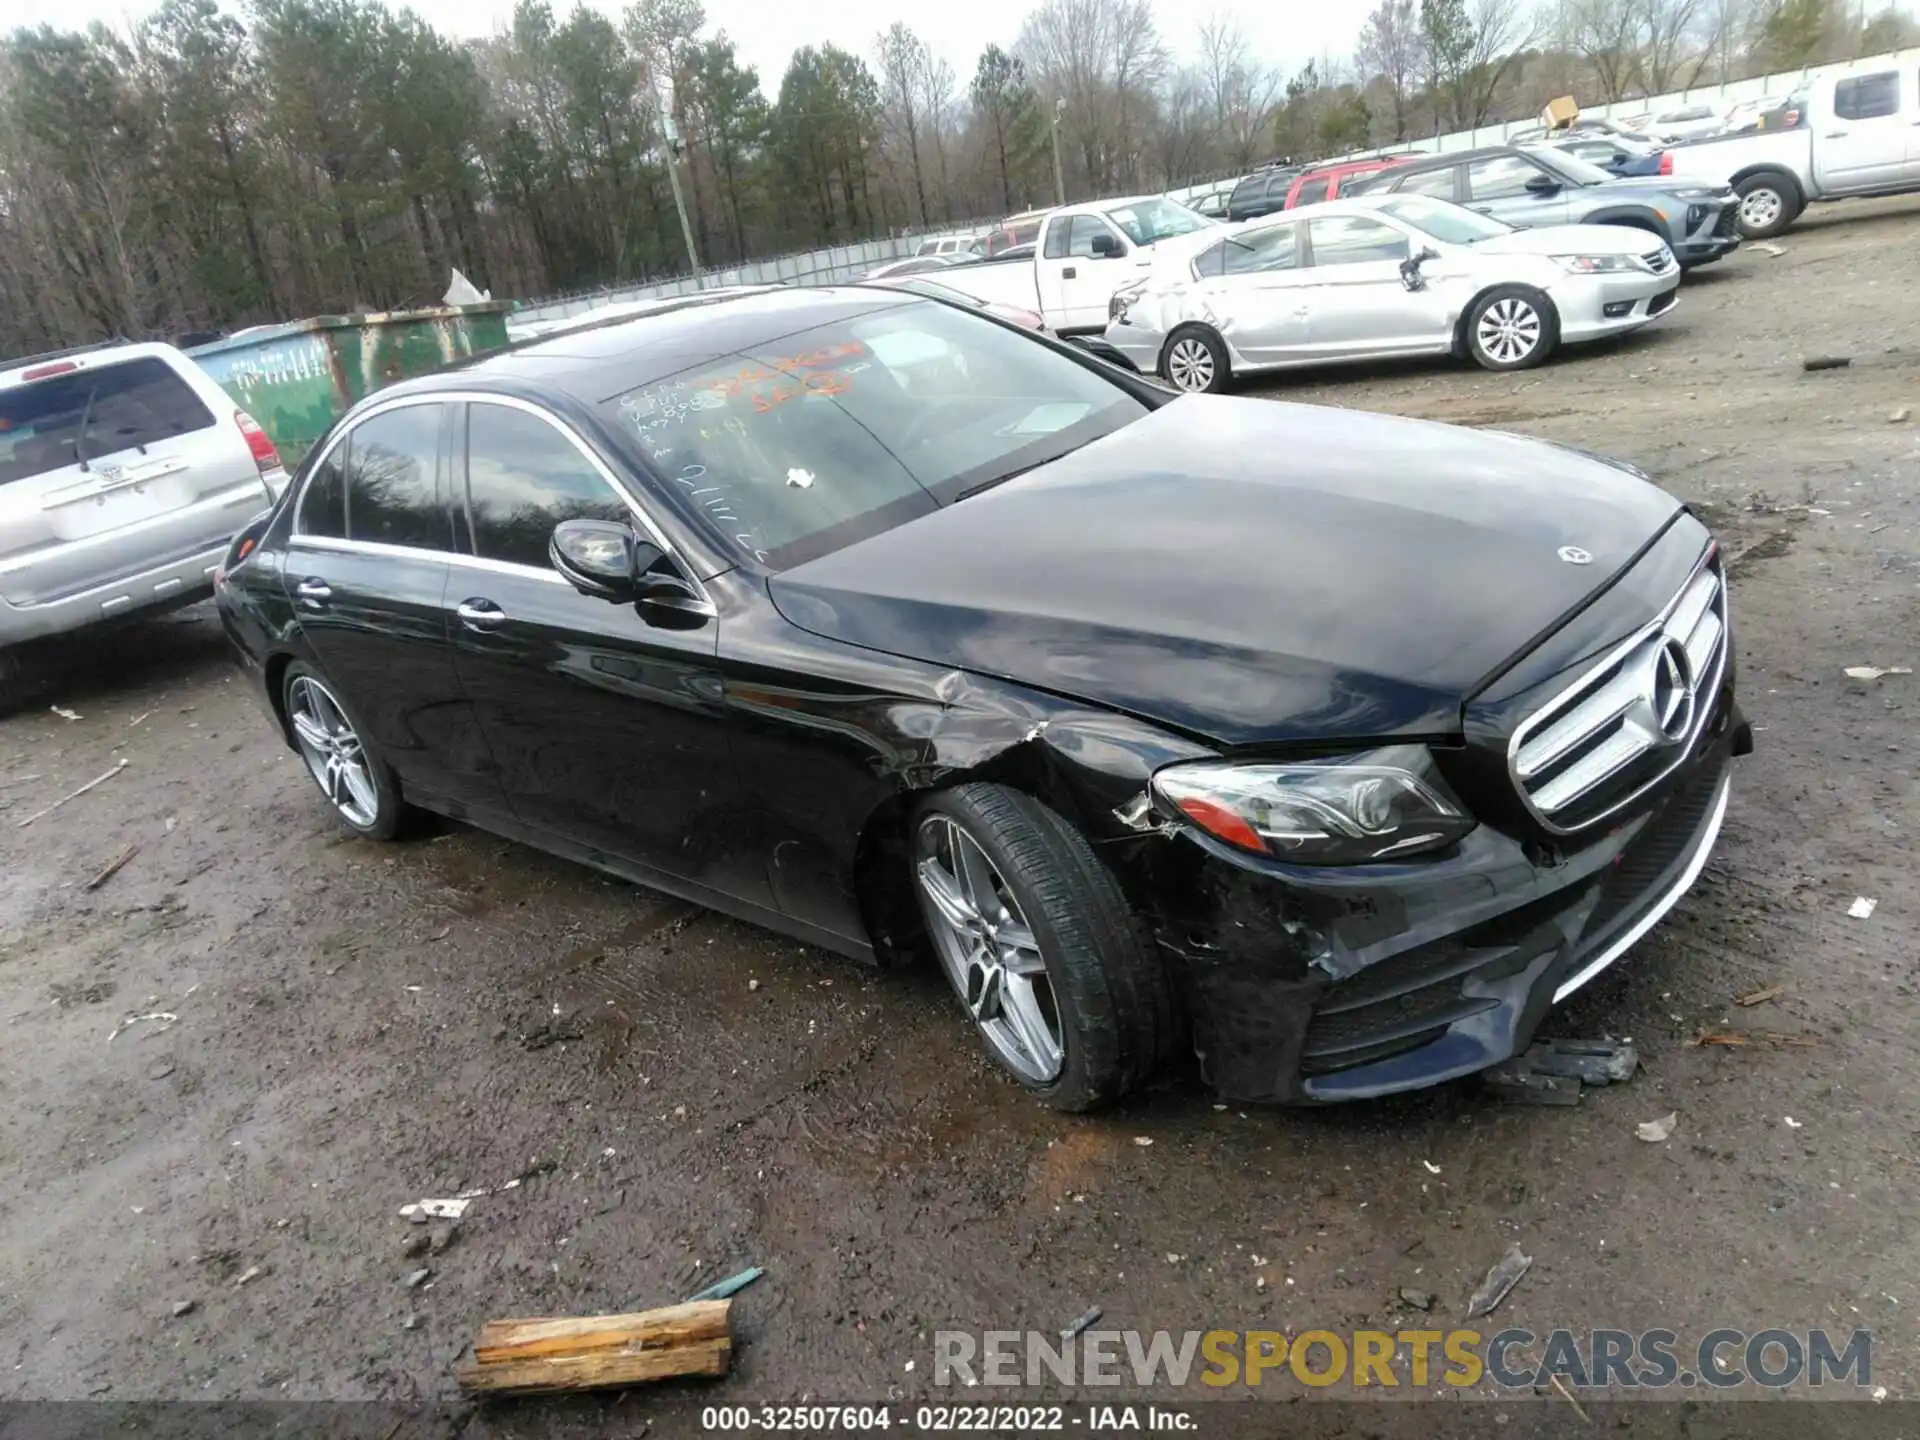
[956,454,1063,502]
[72,385,99,473]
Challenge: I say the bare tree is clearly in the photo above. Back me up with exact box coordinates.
[1197,14,1279,166]
[1559,0,1643,99]
[1356,0,1421,140]
[875,23,934,222]
[1461,0,1541,126]
[1017,0,1164,193]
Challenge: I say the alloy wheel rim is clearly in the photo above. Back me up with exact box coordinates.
[287,675,380,828]
[1166,338,1215,391]
[914,816,1064,1084]
[1740,188,1781,229]
[1477,298,1541,365]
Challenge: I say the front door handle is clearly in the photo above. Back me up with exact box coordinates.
[456,598,508,633]
[1471,205,1494,214]
[1062,266,1078,279]
[1824,131,1848,138]
[295,577,331,608]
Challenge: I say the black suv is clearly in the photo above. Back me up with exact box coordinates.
[1225,165,1303,222]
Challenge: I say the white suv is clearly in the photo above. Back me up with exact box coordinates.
[0,342,289,712]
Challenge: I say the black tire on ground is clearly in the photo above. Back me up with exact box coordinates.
[0,649,30,719]
[280,659,411,841]
[913,783,1177,1112]
[1733,174,1799,239]
[1464,284,1560,372]
[1160,325,1231,394]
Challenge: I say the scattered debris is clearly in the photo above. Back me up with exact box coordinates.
[1784,1116,1804,1130]
[1482,1069,1582,1106]
[685,1266,763,1303]
[1466,1245,1532,1319]
[16,758,129,829]
[1688,1028,1820,1049]
[430,1226,460,1256]
[1891,407,1912,424]
[1546,1371,1591,1424]
[402,1314,421,1331]
[428,925,451,942]
[1735,983,1785,1007]
[1750,241,1787,258]
[234,1265,263,1287]
[1421,1160,1441,1175]
[400,1198,472,1223]
[147,1058,176,1081]
[50,706,81,721]
[108,1011,178,1043]
[1399,1288,1435,1312]
[1722,528,1793,576]
[1131,1136,1154,1147]
[170,1300,196,1319]
[520,1023,584,1052]
[129,711,152,727]
[1636,1112,1678,1143]
[84,842,142,892]
[1848,896,1878,919]
[1062,1306,1102,1340]
[403,1232,432,1259]
[1802,355,1850,372]
[403,1268,432,1290]
[1843,666,1910,682]
[455,1299,733,1395]
[748,978,761,992]
[1484,1038,1638,1102]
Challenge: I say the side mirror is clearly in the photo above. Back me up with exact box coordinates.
[1524,173,1561,196]
[1089,232,1123,258]
[550,519,661,603]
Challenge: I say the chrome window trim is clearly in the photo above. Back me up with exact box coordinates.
[286,533,567,585]
[1506,541,1725,835]
[288,389,712,612]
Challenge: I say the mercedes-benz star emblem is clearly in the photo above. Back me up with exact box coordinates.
[1558,546,1593,566]
[1652,639,1695,741]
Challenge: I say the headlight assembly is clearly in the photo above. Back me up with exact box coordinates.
[1554,254,1639,274]
[1152,745,1476,864]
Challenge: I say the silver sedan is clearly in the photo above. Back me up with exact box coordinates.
[1102,194,1682,390]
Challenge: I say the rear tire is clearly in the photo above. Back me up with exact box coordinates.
[1734,174,1798,239]
[281,661,410,840]
[1160,326,1230,394]
[0,649,30,719]
[1465,285,1559,372]
[910,784,1175,1112]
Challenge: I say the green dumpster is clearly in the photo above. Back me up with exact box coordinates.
[186,301,514,467]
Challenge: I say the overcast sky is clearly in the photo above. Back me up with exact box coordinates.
[12,0,1377,91]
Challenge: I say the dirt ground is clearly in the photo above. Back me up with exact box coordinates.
[4,195,1920,1437]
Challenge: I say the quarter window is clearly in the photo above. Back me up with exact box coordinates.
[1467,152,1544,199]
[1292,176,1331,207]
[1833,72,1899,120]
[1307,216,1411,266]
[1220,223,1301,274]
[465,404,631,571]
[338,405,448,551]
[1395,166,1462,201]
[298,442,349,539]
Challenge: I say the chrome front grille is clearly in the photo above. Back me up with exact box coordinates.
[1510,549,1727,832]
[1642,248,1673,274]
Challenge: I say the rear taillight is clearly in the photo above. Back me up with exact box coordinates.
[235,410,281,475]
[1658,151,1673,175]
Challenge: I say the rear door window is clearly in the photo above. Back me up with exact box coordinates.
[1395,165,1462,200]
[298,404,449,550]
[1833,71,1899,120]
[1291,176,1331,207]
[1307,216,1412,266]
[1221,223,1301,274]
[0,357,215,486]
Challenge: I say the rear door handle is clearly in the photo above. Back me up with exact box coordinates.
[295,577,331,608]
[456,598,508,633]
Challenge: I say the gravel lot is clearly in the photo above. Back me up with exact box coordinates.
[4,196,1919,1434]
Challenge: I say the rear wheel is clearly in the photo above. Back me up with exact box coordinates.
[0,649,29,718]
[1160,326,1230,394]
[911,784,1174,1111]
[282,662,408,840]
[1466,286,1559,372]
[1734,174,1798,239]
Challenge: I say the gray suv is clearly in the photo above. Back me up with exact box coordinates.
[0,342,288,712]
[1346,145,1741,269]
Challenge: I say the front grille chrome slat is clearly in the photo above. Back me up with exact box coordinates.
[1508,548,1729,833]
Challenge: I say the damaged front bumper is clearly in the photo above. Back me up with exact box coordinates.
[1148,693,1748,1104]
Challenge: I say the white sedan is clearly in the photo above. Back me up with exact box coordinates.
[1101,194,1681,390]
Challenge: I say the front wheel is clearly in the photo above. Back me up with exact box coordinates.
[911,784,1175,1111]
[1466,286,1559,372]
[1160,326,1230,394]
[1734,175,1798,239]
[282,662,409,840]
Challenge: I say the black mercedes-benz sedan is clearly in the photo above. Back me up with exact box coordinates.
[215,286,1749,1111]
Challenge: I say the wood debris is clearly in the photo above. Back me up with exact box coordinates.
[456,1299,731,1395]
[1688,1028,1821,1049]
[1734,983,1785,1008]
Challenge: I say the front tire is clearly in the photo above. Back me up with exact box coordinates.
[1734,174,1798,239]
[1160,326,1230,394]
[282,661,408,840]
[1466,286,1559,371]
[0,649,30,719]
[911,784,1174,1111]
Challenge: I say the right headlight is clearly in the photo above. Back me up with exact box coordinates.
[1152,745,1476,865]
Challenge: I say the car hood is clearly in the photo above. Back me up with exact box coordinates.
[768,397,1683,747]
[1471,223,1663,259]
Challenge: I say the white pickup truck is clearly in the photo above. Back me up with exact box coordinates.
[931,195,1223,335]
[1665,62,1920,237]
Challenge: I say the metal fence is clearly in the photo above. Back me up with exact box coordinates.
[510,45,1919,327]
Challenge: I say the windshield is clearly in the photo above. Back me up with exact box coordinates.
[1103,198,1213,246]
[1372,196,1513,244]
[600,299,1147,569]
[1529,148,1616,187]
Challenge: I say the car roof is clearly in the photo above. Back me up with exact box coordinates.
[404,287,914,406]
